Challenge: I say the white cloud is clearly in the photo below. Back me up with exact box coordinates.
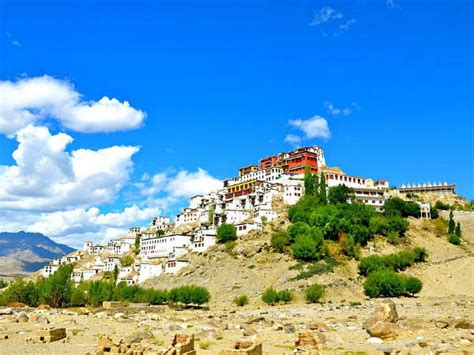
[0,125,139,212]
[324,101,356,116]
[6,32,22,47]
[310,6,343,26]
[289,115,331,140]
[284,134,302,145]
[140,168,222,199]
[386,0,400,9]
[0,75,146,135]
[339,19,356,32]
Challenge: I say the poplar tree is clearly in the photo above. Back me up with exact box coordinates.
[455,222,462,238]
[448,210,455,234]
[319,172,327,205]
[304,165,315,196]
[314,173,320,200]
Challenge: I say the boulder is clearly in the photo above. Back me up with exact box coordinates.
[28,313,49,324]
[308,321,329,331]
[102,301,123,309]
[295,332,326,349]
[16,311,29,323]
[450,319,474,330]
[367,321,397,340]
[0,308,12,315]
[113,312,126,320]
[364,300,398,329]
[243,326,257,336]
[218,341,262,355]
[28,328,66,343]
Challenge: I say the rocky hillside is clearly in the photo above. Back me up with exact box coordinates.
[144,210,474,308]
[0,231,75,278]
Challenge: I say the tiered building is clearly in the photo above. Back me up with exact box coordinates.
[41,145,393,285]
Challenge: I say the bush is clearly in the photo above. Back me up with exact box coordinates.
[120,254,134,267]
[404,276,423,296]
[146,289,169,305]
[387,231,400,245]
[431,206,439,219]
[168,285,210,305]
[292,258,336,280]
[385,198,421,218]
[364,270,406,298]
[261,288,292,305]
[328,185,354,204]
[413,247,428,262]
[0,279,8,289]
[435,200,450,210]
[217,224,237,243]
[448,233,461,245]
[271,230,290,253]
[358,255,386,276]
[233,295,249,307]
[288,222,311,243]
[304,284,324,303]
[387,216,409,236]
[292,234,319,261]
[70,287,87,307]
[262,288,279,306]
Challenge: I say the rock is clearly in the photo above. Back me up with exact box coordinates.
[295,332,326,349]
[28,313,49,324]
[123,330,153,344]
[16,312,29,323]
[308,321,329,331]
[37,304,52,310]
[219,341,263,355]
[113,312,126,320]
[246,316,265,324]
[367,337,384,344]
[367,321,397,340]
[363,300,398,329]
[273,323,283,331]
[284,324,296,334]
[460,339,471,346]
[451,319,474,329]
[169,323,185,331]
[435,320,449,329]
[0,308,12,315]
[243,326,257,336]
[103,301,123,309]
[95,311,108,319]
[28,328,66,343]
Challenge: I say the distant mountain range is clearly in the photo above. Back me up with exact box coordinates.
[0,231,75,278]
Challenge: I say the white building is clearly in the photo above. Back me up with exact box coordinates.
[41,264,59,278]
[189,228,217,253]
[235,222,262,236]
[164,258,189,274]
[138,262,163,283]
[140,234,192,259]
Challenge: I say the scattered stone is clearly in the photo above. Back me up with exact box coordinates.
[460,339,471,346]
[435,320,449,329]
[28,328,66,343]
[273,323,283,331]
[8,303,26,308]
[451,319,474,330]
[367,321,397,340]
[102,301,123,309]
[284,323,296,334]
[363,300,398,329]
[243,326,257,336]
[0,308,12,315]
[295,332,326,349]
[308,321,329,331]
[28,313,49,324]
[219,341,263,355]
[16,312,29,323]
[367,337,384,344]
[113,312,126,320]
[37,304,52,311]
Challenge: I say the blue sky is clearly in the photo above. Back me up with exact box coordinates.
[0,0,472,246]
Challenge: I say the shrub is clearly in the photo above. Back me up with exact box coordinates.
[387,216,409,236]
[304,284,324,303]
[120,254,134,267]
[358,255,385,276]
[328,185,354,204]
[292,234,319,261]
[262,288,279,305]
[168,285,210,305]
[404,277,423,296]
[387,231,400,245]
[431,206,439,219]
[271,230,290,253]
[384,198,421,218]
[413,247,428,262]
[448,233,461,245]
[43,264,74,308]
[70,287,87,307]
[364,270,406,298]
[277,289,293,304]
[0,279,8,289]
[369,215,390,236]
[288,222,311,243]
[435,200,450,210]
[233,295,249,307]
[146,289,169,305]
[217,224,237,243]
[292,258,336,280]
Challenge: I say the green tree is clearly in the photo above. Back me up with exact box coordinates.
[217,224,237,243]
[448,210,455,234]
[271,230,291,253]
[455,222,462,238]
[319,172,327,205]
[45,264,74,308]
[113,264,119,283]
[292,234,318,261]
[134,236,140,254]
[328,185,354,205]
[364,270,406,298]
[120,254,134,267]
[304,165,315,196]
[314,173,320,200]
[233,295,249,307]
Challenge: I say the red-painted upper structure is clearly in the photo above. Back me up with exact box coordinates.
[258,146,326,176]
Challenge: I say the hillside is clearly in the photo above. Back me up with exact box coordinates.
[144,210,474,308]
[0,231,75,278]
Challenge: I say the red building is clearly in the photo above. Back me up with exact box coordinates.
[258,146,325,176]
